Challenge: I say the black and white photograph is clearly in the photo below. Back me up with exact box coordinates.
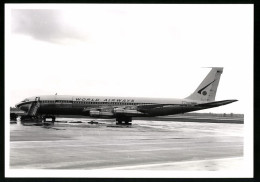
[5,4,253,178]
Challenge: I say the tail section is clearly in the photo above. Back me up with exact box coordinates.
[185,67,223,102]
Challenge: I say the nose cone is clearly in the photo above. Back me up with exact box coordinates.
[15,103,21,108]
[16,103,30,112]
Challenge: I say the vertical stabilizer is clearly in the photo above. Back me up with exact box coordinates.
[185,67,223,102]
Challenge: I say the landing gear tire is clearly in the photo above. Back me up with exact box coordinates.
[116,119,122,125]
[51,116,56,122]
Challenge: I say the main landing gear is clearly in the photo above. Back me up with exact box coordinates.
[116,117,132,125]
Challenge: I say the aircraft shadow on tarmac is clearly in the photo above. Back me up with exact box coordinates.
[19,119,134,129]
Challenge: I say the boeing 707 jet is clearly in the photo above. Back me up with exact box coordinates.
[15,67,237,125]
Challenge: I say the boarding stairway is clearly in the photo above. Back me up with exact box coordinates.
[27,101,40,116]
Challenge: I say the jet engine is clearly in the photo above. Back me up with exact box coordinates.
[89,110,114,118]
[113,108,144,116]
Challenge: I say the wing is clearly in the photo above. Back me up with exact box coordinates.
[195,100,238,108]
[136,104,182,112]
[137,99,238,111]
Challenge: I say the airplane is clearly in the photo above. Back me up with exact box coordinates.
[15,67,237,125]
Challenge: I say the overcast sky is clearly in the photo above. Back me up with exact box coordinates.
[5,4,253,113]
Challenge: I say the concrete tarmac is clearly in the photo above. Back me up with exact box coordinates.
[10,118,244,171]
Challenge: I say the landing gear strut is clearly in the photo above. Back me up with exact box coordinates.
[116,117,132,125]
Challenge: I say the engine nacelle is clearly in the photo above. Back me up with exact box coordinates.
[113,108,144,116]
[89,110,114,118]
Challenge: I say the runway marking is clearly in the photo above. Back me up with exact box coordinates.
[95,157,243,170]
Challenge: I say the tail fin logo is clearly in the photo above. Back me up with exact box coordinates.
[202,91,207,95]
[197,80,216,95]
